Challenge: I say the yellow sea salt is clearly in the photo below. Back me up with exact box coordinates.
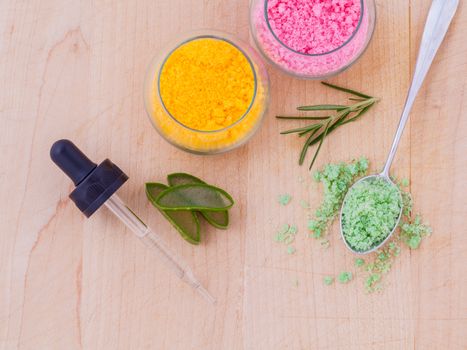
[146,35,268,154]
[159,38,255,131]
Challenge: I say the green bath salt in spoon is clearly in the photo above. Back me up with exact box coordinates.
[340,0,458,254]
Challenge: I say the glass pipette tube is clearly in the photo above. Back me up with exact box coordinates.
[104,193,216,304]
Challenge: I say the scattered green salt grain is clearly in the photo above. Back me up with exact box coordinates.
[400,215,431,249]
[308,158,368,239]
[275,225,289,242]
[401,178,410,187]
[338,272,353,284]
[288,225,298,235]
[277,225,288,237]
[365,273,382,292]
[287,246,296,255]
[373,251,392,273]
[323,276,334,285]
[275,223,299,246]
[274,224,290,242]
[283,234,295,245]
[378,252,387,261]
[355,258,365,267]
[388,242,401,256]
[401,191,413,217]
[278,194,292,206]
[300,200,310,209]
[362,239,403,292]
[341,177,402,252]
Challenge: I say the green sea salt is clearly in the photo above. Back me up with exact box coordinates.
[274,158,431,294]
[288,225,298,235]
[338,271,353,284]
[401,190,413,216]
[362,239,401,292]
[355,258,365,267]
[274,224,289,242]
[274,223,299,252]
[308,158,368,239]
[278,194,292,206]
[341,177,402,252]
[365,273,381,292]
[388,242,401,256]
[275,224,288,237]
[283,234,295,245]
[400,215,431,249]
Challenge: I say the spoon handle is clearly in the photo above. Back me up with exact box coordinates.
[381,0,459,177]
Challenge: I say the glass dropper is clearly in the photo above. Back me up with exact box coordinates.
[50,139,215,304]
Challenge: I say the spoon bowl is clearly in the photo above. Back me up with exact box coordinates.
[339,173,403,255]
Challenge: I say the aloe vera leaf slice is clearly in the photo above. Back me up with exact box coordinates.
[167,173,229,229]
[145,183,200,244]
[156,184,234,211]
[167,173,205,187]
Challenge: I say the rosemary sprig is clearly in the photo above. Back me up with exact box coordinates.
[277,82,379,170]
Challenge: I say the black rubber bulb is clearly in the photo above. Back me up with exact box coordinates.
[50,139,128,217]
[50,139,97,186]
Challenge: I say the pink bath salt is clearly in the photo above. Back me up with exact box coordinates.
[250,0,372,78]
[267,0,362,55]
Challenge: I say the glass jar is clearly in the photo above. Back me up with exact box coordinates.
[144,30,270,154]
[250,0,376,79]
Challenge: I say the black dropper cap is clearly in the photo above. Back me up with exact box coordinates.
[50,139,128,217]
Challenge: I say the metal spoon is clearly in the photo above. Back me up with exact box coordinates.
[339,0,459,255]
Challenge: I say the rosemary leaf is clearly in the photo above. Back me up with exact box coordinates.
[333,110,352,125]
[321,81,371,99]
[297,104,347,111]
[340,104,373,126]
[276,115,330,120]
[298,126,321,137]
[299,128,320,165]
[309,120,332,170]
[280,124,321,135]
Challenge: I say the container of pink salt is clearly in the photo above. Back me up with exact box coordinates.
[250,0,376,79]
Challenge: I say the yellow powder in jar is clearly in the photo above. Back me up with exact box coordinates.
[158,37,256,131]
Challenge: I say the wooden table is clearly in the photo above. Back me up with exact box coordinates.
[1,1,466,349]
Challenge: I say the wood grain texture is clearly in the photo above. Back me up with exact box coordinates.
[0,0,466,349]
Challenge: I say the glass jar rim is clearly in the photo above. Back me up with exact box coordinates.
[264,0,365,57]
[157,34,258,134]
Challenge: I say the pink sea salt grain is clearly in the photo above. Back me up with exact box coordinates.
[251,0,372,78]
[268,0,361,54]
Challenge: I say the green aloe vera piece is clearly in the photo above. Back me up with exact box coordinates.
[167,173,229,229]
[145,183,200,245]
[156,184,234,211]
[167,173,205,186]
